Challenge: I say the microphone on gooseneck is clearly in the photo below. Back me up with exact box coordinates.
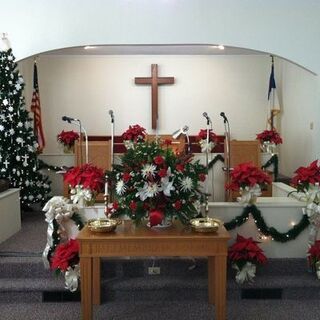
[62,116,78,123]
[108,110,114,123]
[220,112,228,123]
[202,112,211,124]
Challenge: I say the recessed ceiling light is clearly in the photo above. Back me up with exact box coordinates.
[84,46,97,50]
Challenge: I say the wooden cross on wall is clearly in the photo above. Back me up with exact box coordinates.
[135,64,174,129]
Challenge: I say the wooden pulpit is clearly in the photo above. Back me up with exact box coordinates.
[146,134,186,154]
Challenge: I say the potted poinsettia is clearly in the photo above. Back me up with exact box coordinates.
[57,130,80,153]
[291,160,320,245]
[107,125,207,227]
[50,239,80,292]
[226,162,272,204]
[256,129,282,153]
[122,124,146,150]
[197,129,218,153]
[308,240,320,279]
[228,234,267,284]
[64,163,105,206]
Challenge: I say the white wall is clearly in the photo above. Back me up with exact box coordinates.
[278,60,320,176]
[19,54,271,154]
[1,0,320,74]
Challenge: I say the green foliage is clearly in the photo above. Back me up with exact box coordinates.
[224,204,309,242]
[0,48,51,207]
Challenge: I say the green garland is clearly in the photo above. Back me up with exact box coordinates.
[224,204,310,242]
[38,159,69,172]
[261,154,278,181]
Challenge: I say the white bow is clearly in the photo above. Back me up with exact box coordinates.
[233,262,256,284]
[65,264,80,292]
[238,184,261,205]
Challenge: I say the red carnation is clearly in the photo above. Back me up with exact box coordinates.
[51,239,79,272]
[123,172,131,183]
[199,173,206,182]
[129,201,137,211]
[158,168,167,178]
[154,156,164,165]
[176,164,185,172]
[112,201,119,210]
[173,200,182,210]
[149,210,164,227]
[163,139,172,146]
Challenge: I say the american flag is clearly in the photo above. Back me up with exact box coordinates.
[30,62,45,152]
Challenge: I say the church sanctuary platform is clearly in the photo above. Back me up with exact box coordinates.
[1,210,320,320]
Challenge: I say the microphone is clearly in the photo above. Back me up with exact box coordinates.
[220,112,228,123]
[62,116,78,123]
[202,112,211,124]
[172,125,189,139]
[108,110,114,123]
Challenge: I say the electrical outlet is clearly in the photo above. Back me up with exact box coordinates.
[148,267,160,275]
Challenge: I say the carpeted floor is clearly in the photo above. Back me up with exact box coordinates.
[0,211,46,255]
[1,300,320,320]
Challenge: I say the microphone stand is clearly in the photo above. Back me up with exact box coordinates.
[223,119,231,201]
[110,113,114,167]
[74,119,88,164]
[205,117,211,218]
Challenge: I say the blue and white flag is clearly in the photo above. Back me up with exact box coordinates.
[267,57,280,130]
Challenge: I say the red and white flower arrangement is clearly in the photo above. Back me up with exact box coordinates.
[256,129,282,153]
[108,125,207,227]
[256,129,282,145]
[51,239,80,291]
[291,160,320,248]
[228,234,267,284]
[308,240,320,279]
[226,162,272,204]
[197,129,218,153]
[64,163,105,206]
[57,130,80,150]
[122,124,146,149]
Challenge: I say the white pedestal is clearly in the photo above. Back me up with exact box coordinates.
[0,188,21,244]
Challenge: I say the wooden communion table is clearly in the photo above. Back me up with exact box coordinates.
[77,220,230,320]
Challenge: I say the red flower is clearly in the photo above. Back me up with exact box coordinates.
[228,234,267,266]
[129,201,137,211]
[64,164,104,193]
[197,129,217,143]
[158,168,167,178]
[154,156,164,165]
[173,200,182,210]
[112,201,119,210]
[122,124,146,142]
[308,240,320,266]
[256,129,282,145]
[291,160,320,187]
[226,162,272,191]
[123,172,131,183]
[149,210,164,227]
[199,173,206,182]
[176,164,185,172]
[51,239,79,272]
[57,130,80,147]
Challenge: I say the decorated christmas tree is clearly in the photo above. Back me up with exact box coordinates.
[0,47,51,208]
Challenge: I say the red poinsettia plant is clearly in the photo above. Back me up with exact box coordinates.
[291,160,320,194]
[122,124,146,149]
[51,239,79,273]
[228,234,267,270]
[226,162,272,191]
[57,130,80,148]
[256,129,282,145]
[197,129,218,153]
[308,240,320,269]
